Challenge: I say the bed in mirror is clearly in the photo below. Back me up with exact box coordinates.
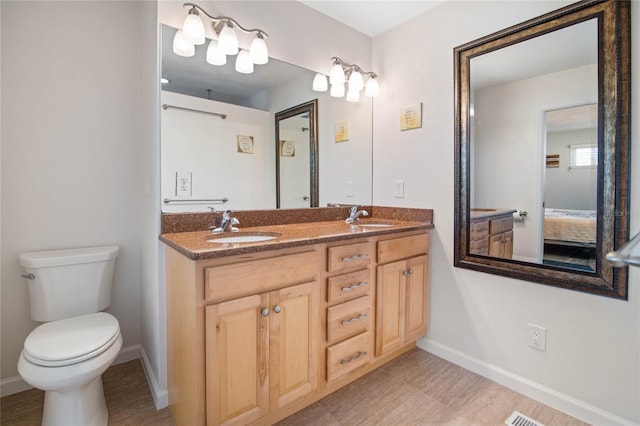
[454,0,630,298]
[159,24,373,213]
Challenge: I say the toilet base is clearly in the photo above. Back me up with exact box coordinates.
[42,376,108,426]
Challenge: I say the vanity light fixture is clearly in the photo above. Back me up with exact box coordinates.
[174,3,269,73]
[313,57,379,101]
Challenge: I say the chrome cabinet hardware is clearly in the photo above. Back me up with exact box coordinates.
[340,313,367,325]
[341,254,368,262]
[340,350,367,364]
[21,273,35,280]
[341,282,368,292]
[261,308,270,317]
[402,269,414,276]
[273,305,282,314]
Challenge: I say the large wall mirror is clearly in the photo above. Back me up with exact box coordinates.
[454,0,630,298]
[160,24,373,213]
[275,100,318,208]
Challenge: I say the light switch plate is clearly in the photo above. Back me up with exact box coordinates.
[394,180,404,198]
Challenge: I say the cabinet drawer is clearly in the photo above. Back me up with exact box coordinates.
[490,217,513,235]
[327,269,371,304]
[470,238,488,255]
[470,221,489,240]
[377,233,429,264]
[327,242,374,274]
[326,332,372,382]
[327,295,371,344]
[205,250,319,303]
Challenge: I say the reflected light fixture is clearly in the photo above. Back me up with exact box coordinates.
[314,57,379,102]
[174,3,269,74]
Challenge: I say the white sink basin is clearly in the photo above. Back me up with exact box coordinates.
[206,232,281,244]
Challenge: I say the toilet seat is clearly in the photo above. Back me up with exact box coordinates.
[23,312,120,367]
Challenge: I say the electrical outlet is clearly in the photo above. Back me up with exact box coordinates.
[346,181,354,197]
[528,324,546,351]
[394,180,404,198]
[176,172,192,197]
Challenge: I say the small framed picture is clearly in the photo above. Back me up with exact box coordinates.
[546,154,560,168]
[334,121,349,143]
[400,102,422,131]
[280,140,295,157]
[237,135,254,154]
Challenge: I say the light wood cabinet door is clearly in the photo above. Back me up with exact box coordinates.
[405,255,429,342]
[206,294,270,426]
[376,260,407,356]
[489,231,513,259]
[376,255,429,357]
[269,281,319,410]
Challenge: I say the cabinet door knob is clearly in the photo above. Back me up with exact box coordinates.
[402,269,414,276]
[261,308,270,317]
[273,305,282,314]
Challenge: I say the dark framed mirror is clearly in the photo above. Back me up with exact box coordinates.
[275,99,319,208]
[454,0,630,299]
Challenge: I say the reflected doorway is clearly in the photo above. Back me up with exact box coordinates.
[542,103,598,271]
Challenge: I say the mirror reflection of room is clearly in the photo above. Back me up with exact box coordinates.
[469,18,598,266]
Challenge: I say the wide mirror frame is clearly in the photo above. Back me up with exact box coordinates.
[275,100,319,208]
[454,0,631,299]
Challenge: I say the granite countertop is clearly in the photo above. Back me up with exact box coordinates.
[160,218,433,260]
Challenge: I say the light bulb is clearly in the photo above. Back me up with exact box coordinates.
[206,39,226,66]
[172,30,194,57]
[348,70,364,92]
[219,23,239,55]
[330,83,345,98]
[312,73,328,92]
[249,34,269,65]
[346,89,360,102]
[329,63,345,85]
[182,10,205,45]
[365,77,380,97]
[235,49,254,74]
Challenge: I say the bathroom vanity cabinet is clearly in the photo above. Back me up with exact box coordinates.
[164,224,430,426]
[469,209,516,259]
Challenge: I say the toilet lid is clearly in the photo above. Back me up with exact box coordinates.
[24,312,120,367]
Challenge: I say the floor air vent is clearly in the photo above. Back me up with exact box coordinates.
[505,411,544,426]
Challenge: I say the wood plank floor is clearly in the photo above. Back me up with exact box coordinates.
[1,349,588,425]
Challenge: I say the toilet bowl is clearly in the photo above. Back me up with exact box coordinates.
[18,246,121,426]
[18,312,122,426]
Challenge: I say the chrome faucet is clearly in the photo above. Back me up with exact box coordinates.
[345,206,369,223]
[213,210,240,233]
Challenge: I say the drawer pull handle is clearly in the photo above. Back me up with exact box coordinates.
[341,254,368,262]
[340,351,367,365]
[341,313,368,325]
[261,308,270,317]
[341,282,368,292]
[402,269,414,276]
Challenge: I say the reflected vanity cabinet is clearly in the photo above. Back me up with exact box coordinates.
[469,209,515,259]
[165,229,430,426]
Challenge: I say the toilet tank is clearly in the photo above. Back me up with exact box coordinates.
[19,246,119,322]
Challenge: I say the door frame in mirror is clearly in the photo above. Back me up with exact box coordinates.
[275,99,319,208]
[453,0,630,299]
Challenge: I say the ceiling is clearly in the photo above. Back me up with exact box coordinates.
[299,1,445,37]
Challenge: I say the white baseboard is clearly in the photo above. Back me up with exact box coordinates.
[417,338,634,426]
[1,343,168,412]
[139,346,169,409]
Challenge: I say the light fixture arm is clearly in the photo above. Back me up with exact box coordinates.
[183,3,268,37]
[331,57,377,79]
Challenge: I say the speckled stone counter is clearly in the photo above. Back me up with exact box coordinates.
[160,206,434,260]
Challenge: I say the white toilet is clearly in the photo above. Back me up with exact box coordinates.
[17,245,122,426]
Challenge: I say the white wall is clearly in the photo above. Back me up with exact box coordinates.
[1,1,145,381]
[545,128,598,210]
[372,1,639,424]
[161,91,273,212]
[473,64,597,261]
